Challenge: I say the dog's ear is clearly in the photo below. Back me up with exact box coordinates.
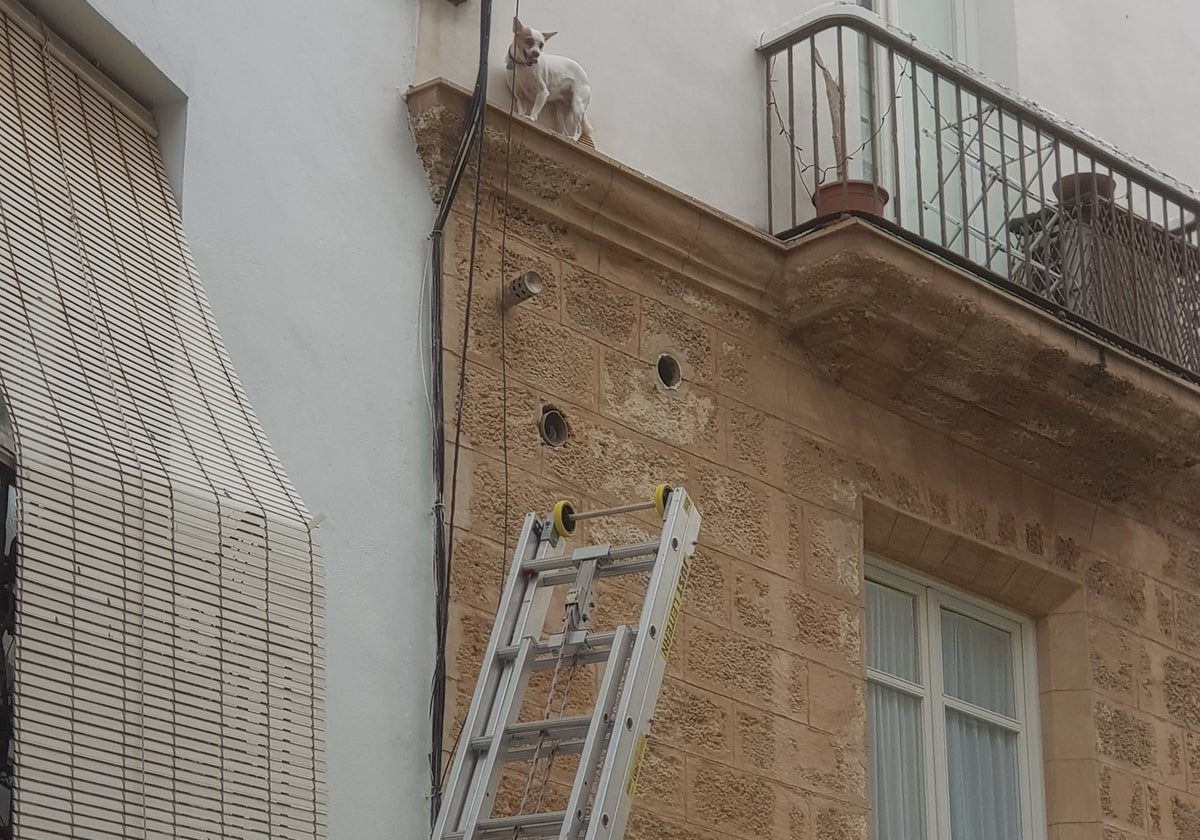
[542,30,557,41]
[512,17,523,33]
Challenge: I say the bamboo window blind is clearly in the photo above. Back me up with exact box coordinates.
[0,4,327,837]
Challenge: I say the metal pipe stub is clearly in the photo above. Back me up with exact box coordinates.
[550,485,675,539]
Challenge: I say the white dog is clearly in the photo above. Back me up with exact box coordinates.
[506,18,593,143]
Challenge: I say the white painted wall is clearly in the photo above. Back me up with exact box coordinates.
[416,0,1200,228]
[1012,0,1200,193]
[43,1,438,837]
[414,0,1021,229]
[417,0,831,227]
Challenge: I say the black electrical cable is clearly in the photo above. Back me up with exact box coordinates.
[428,0,494,828]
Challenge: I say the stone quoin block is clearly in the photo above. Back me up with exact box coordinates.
[1163,654,1200,729]
[448,604,493,683]
[1098,762,1148,831]
[1086,559,1148,629]
[682,619,774,703]
[639,297,716,382]
[808,661,866,743]
[715,337,791,416]
[1094,700,1157,770]
[806,511,864,601]
[1165,534,1200,591]
[633,743,686,818]
[492,197,600,269]
[781,428,860,513]
[448,532,507,609]
[734,706,777,771]
[1174,589,1200,655]
[682,547,731,625]
[542,413,683,505]
[688,760,776,836]
[464,454,572,540]
[814,801,869,840]
[448,215,563,320]
[784,586,863,671]
[733,568,776,639]
[726,402,774,485]
[1089,617,1137,702]
[691,463,773,562]
[600,349,722,458]
[652,677,732,760]
[471,312,600,409]
[561,266,640,351]
[624,808,723,840]
[452,362,542,464]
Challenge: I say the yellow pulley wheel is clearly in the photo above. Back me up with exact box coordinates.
[552,500,577,538]
[653,484,673,518]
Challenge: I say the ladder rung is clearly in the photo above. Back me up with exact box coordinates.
[497,630,626,670]
[446,810,569,840]
[470,714,595,754]
[523,540,659,574]
[539,556,657,587]
[502,737,591,764]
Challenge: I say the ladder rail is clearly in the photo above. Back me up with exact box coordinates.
[433,487,703,840]
[560,625,633,839]
[456,638,537,839]
[433,513,557,839]
[584,491,701,840]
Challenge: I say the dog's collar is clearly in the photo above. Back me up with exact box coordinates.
[506,47,536,69]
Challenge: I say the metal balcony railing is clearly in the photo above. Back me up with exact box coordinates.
[760,6,1200,380]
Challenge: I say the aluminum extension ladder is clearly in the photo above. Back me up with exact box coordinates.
[433,484,702,840]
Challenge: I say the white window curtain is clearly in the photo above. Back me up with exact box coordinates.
[866,564,1041,840]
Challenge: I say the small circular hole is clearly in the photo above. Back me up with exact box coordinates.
[656,353,682,389]
[539,406,569,447]
[649,625,658,639]
[625,717,634,731]
[602,814,611,828]
[671,538,679,551]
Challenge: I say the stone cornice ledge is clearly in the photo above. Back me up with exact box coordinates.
[407,78,1200,516]
[406,78,784,313]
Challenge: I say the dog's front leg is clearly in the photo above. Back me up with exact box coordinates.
[528,88,549,121]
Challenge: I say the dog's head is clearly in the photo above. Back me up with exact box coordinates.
[511,17,556,66]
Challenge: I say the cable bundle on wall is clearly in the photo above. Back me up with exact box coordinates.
[428,0,494,826]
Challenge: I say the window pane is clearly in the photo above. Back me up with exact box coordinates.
[868,682,926,840]
[867,581,919,681]
[941,608,1015,717]
[946,709,1022,840]
[899,0,958,57]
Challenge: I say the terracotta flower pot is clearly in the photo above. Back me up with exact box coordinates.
[1052,172,1116,204]
[814,180,890,217]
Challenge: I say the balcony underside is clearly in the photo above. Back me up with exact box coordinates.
[773,220,1200,507]
[407,78,1200,512]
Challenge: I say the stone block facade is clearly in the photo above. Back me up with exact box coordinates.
[413,81,1200,840]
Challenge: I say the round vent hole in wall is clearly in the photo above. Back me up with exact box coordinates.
[656,353,682,389]
[539,406,569,447]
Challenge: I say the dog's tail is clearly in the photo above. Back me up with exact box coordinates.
[579,113,596,149]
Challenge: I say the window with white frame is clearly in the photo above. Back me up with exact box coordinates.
[865,559,1044,840]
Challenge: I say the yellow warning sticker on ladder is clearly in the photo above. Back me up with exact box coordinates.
[659,552,692,661]
[626,734,648,798]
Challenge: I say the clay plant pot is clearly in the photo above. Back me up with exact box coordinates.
[1052,172,1117,204]
[814,180,890,217]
